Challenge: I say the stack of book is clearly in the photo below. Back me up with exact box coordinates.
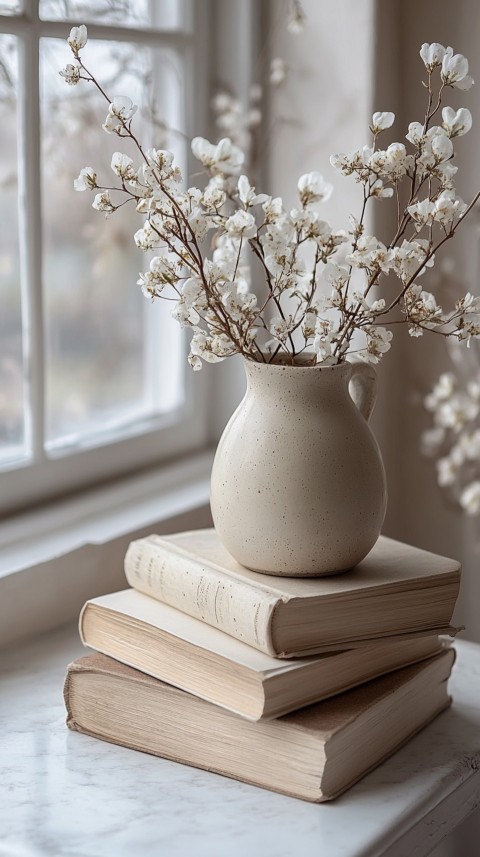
[65,529,460,802]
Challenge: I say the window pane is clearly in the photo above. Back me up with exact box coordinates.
[0,2,22,14]
[40,37,186,447]
[0,35,24,464]
[39,0,185,29]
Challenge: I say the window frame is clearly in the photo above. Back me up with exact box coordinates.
[0,0,213,516]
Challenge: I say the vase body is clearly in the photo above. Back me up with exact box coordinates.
[210,358,387,576]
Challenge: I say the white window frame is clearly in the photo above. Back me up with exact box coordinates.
[0,0,213,516]
[0,0,266,644]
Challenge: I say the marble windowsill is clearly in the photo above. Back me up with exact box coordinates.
[1,628,480,857]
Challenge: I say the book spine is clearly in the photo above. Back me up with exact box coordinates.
[124,539,280,656]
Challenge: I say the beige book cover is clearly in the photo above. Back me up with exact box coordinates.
[124,529,461,656]
[65,649,455,802]
[79,588,447,720]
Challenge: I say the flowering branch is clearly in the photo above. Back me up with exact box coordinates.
[61,29,480,369]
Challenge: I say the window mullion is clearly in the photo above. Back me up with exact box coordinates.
[18,13,45,461]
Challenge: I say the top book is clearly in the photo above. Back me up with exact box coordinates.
[124,529,460,658]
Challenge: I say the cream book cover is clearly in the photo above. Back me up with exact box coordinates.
[124,529,461,656]
[80,588,447,720]
[65,649,455,802]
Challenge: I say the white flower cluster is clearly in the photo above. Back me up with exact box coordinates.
[423,369,480,514]
[420,42,474,89]
[287,0,306,35]
[211,88,262,160]
[62,30,480,370]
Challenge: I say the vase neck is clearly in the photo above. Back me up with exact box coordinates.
[243,358,353,401]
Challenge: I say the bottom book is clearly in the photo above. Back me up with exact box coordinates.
[64,649,455,803]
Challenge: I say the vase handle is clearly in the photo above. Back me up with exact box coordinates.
[349,362,377,422]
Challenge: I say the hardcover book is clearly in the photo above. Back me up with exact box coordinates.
[124,529,461,657]
[65,649,455,803]
[80,589,446,720]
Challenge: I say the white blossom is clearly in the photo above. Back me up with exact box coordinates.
[434,161,459,190]
[391,239,433,283]
[437,456,458,486]
[458,428,480,460]
[191,136,244,175]
[346,236,393,273]
[297,172,333,206]
[137,274,163,299]
[134,221,159,251]
[456,320,480,344]
[430,390,478,430]
[370,179,394,199]
[188,353,202,371]
[145,149,182,187]
[442,106,472,138]
[211,89,261,155]
[74,167,97,191]
[262,197,284,223]
[138,255,181,298]
[441,48,474,90]
[425,373,456,410]
[370,111,395,133]
[261,216,295,256]
[404,284,443,335]
[186,207,211,240]
[460,481,480,514]
[352,292,386,314]
[410,126,454,175]
[67,25,87,53]
[92,191,115,212]
[369,142,411,179]
[225,209,257,239]
[362,326,393,363]
[430,131,454,162]
[407,198,436,229]
[287,0,306,34]
[59,64,80,85]
[301,309,317,339]
[237,175,268,207]
[406,121,424,145]
[312,317,343,362]
[190,331,227,364]
[221,281,257,322]
[269,316,294,342]
[420,43,446,70]
[111,152,135,180]
[210,333,238,358]
[208,240,238,283]
[103,96,138,134]
[270,58,287,86]
[457,292,480,314]
[264,242,305,288]
[202,184,226,210]
[330,147,372,181]
[173,298,200,328]
[434,190,467,224]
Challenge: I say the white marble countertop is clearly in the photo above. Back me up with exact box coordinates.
[1,628,480,857]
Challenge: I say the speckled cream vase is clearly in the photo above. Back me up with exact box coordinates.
[210,356,387,576]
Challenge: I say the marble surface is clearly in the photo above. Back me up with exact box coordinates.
[1,629,480,857]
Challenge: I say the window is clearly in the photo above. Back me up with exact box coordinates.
[0,0,211,515]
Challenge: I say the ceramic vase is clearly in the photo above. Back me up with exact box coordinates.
[210,356,387,576]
